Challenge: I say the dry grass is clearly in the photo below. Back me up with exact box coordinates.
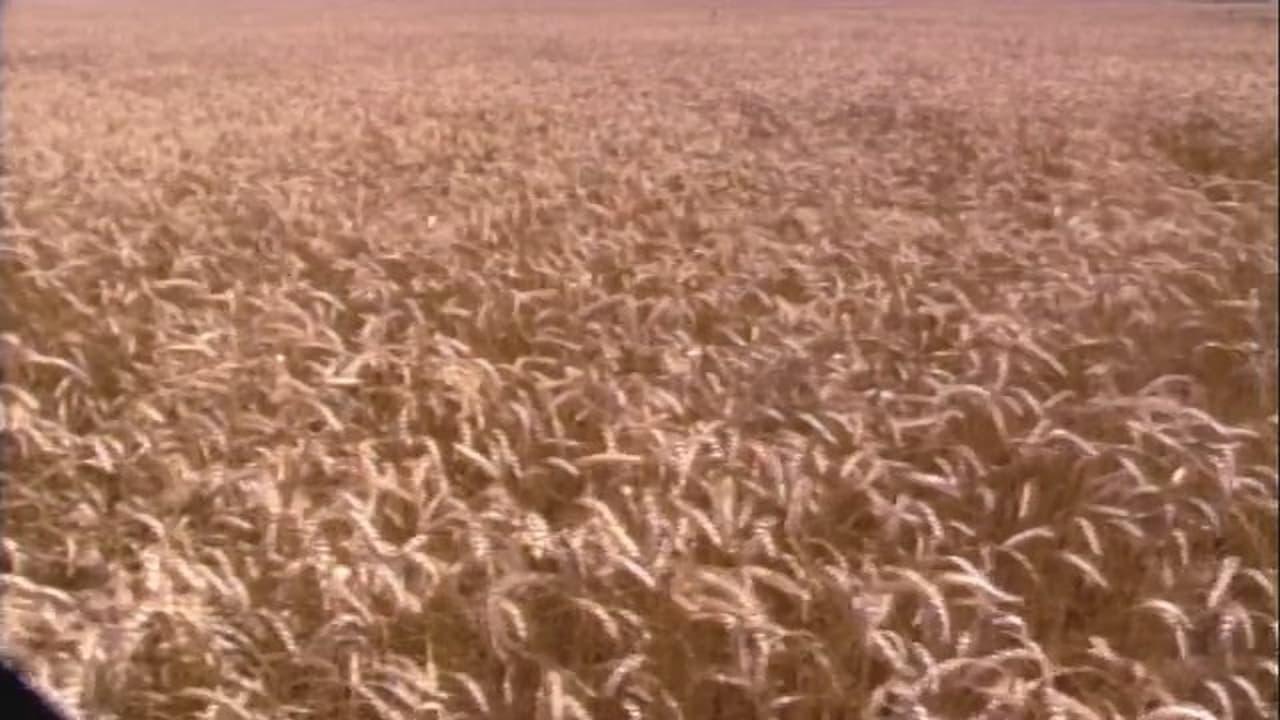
[1,1,1277,718]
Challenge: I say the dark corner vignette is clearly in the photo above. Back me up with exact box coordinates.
[0,0,72,717]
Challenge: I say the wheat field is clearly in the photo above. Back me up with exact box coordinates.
[1,1,1276,718]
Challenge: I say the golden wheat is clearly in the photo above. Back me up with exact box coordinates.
[1,1,1277,719]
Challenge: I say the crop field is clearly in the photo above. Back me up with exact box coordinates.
[1,1,1277,718]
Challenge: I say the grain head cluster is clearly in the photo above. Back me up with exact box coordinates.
[0,2,1277,719]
